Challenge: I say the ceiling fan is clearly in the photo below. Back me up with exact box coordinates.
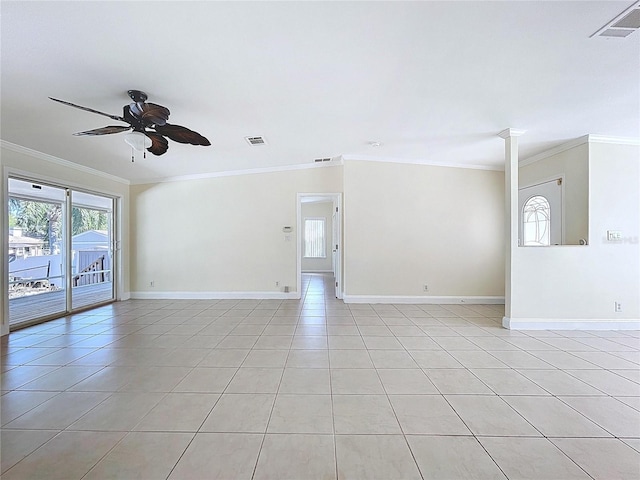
[49,90,211,159]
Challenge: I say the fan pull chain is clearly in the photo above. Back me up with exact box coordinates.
[131,146,135,163]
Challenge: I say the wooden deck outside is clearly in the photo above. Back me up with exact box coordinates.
[9,282,114,326]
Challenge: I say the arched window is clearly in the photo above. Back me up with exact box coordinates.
[522,195,551,246]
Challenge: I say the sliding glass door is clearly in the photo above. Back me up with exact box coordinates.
[7,176,116,328]
[8,179,67,325]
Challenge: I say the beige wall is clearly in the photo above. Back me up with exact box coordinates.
[130,166,342,295]
[131,160,505,300]
[343,160,505,298]
[1,144,130,334]
[301,201,334,272]
[512,142,639,323]
[520,143,589,244]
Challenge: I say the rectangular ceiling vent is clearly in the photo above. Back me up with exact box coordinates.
[592,2,640,38]
[314,157,332,163]
[245,136,267,146]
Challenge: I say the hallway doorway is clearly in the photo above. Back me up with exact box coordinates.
[297,193,342,299]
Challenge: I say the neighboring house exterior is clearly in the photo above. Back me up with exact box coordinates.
[72,229,109,252]
[8,227,44,258]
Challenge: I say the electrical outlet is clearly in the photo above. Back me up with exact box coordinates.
[423,284,428,292]
[615,302,622,313]
[276,281,280,287]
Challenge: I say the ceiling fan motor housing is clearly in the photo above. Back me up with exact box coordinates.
[127,90,148,102]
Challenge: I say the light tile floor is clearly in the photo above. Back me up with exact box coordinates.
[1,273,639,479]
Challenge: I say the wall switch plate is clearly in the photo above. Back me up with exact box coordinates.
[607,230,622,241]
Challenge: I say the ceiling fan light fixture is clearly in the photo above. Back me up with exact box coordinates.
[124,131,152,151]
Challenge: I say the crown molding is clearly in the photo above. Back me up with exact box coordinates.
[0,140,130,185]
[587,134,640,146]
[341,154,503,172]
[498,128,526,139]
[519,134,640,167]
[130,157,344,185]
[519,135,589,167]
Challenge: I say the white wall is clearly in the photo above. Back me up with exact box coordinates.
[130,165,342,297]
[301,201,334,272]
[343,160,505,301]
[509,140,640,328]
[1,143,130,335]
[520,143,589,244]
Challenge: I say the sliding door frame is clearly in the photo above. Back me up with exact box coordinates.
[4,167,122,331]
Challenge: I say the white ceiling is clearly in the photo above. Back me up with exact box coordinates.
[1,1,638,183]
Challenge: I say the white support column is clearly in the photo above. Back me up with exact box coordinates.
[498,128,525,328]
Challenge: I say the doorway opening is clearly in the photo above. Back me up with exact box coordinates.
[297,193,342,299]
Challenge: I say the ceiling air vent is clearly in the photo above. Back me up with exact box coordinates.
[245,136,267,146]
[592,2,640,38]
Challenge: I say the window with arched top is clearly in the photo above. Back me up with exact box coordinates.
[522,195,551,246]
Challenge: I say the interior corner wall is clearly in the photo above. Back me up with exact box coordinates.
[301,201,334,272]
[1,145,131,333]
[519,143,589,244]
[342,160,505,300]
[129,166,342,297]
[511,142,640,326]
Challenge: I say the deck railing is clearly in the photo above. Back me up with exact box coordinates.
[73,255,106,286]
[8,261,54,298]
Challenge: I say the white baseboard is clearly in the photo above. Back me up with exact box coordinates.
[119,291,131,301]
[343,295,505,305]
[503,317,640,330]
[130,291,300,300]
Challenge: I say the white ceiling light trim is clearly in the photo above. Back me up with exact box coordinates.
[591,1,640,38]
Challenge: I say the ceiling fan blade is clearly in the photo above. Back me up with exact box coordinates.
[145,132,169,156]
[73,125,132,136]
[154,123,211,146]
[49,97,125,122]
[129,102,170,126]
